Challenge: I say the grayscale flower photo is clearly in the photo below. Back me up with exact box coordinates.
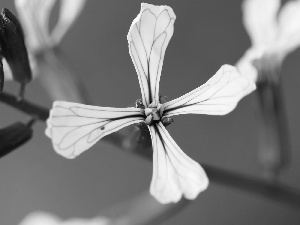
[0,0,299,224]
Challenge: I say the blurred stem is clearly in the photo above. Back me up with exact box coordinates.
[35,47,92,104]
[256,71,290,180]
[0,91,49,121]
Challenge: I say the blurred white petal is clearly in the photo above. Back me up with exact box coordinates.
[46,101,144,159]
[149,122,208,204]
[128,3,175,106]
[15,0,56,51]
[62,217,110,225]
[274,0,300,56]
[19,211,60,225]
[162,65,254,117]
[242,0,279,48]
[51,0,86,45]
[236,47,262,82]
[19,211,110,225]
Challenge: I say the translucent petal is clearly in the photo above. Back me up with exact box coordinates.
[62,217,110,225]
[149,122,208,204]
[51,0,86,45]
[19,211,60,225]
[45,101,144,159]
[19,211,110,225]
[163,65,254,117]
[242,0,280,48]
[274,0,300,56]
[15,0,56,51]
[236,47,262,82]
[128,3,175,107]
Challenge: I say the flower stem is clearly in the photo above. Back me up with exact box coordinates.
[0,91,49,121]
[256,77,290,180]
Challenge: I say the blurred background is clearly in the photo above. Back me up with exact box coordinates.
[0,0,300,224]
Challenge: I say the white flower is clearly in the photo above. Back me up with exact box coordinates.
[236,0,300,82]
[45,3,252,204]
[19,211,110,225]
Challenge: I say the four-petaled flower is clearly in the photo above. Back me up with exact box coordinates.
[45,3,253,203]
[236,0,300,83]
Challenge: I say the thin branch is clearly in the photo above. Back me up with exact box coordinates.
[204,163,300,209]
[0,91,49,121]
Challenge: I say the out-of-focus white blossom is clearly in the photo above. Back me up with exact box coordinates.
[15,0,86,52]
[237,0,300,82]
[19,211,110,225]
[45,3,253,204]
[4,0,86,80]
[4,0,90,103]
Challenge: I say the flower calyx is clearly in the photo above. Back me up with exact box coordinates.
[139,100,163,126]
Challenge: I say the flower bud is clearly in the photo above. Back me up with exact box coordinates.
[161,116,174,127]
[0,122,32,158]
[0,8,32,84]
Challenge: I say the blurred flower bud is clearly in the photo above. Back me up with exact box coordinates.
[0,121,32,158]
[0,8,32,84]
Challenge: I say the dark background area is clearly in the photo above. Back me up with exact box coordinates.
[0,0,299,224]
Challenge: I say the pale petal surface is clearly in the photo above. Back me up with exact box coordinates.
[19,211,60,225]
[15,0,56,51]
[162,65,254,117]
[242,0,279,48]
[149,122,208,204]
[19,211,110,225]
[235,47,262,82]
[128,3,176,106]
[275,0,300,56]
[51,0,86,45]
[46,101,144,159]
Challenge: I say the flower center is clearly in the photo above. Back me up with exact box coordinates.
[141,100,163,125]
[135,99,173,126]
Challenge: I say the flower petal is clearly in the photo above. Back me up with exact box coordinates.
[50,0,86,46]
[274,0,300,56]
[162,65,255,117]
[236,47,262,83]
[45,101,144,159]
[19,211,60,225]
[19,211,111,225]
[148,122,208,204]
[128,3,175,106]
[242,0,280,48]
[15,0,56,51]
